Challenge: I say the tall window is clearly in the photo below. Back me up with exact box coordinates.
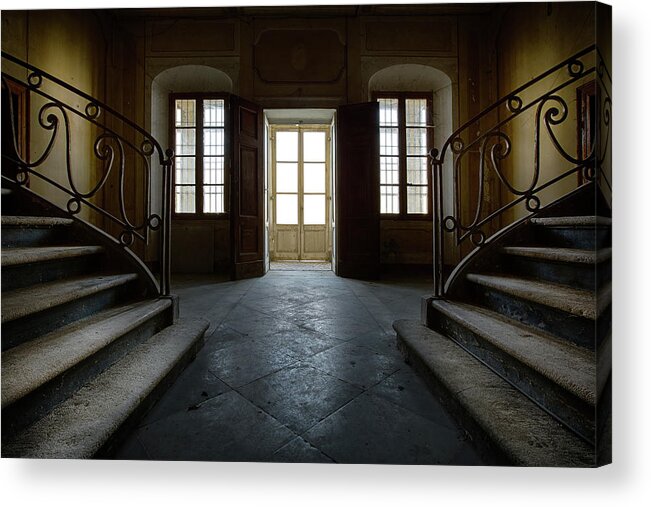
[171,94,226,215]
[375,92,432,217]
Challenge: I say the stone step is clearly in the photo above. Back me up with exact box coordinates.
[1,216,75,248]
[1,245,104,267]
[502,246,611,264]
[529,216,611,250]
[1,299,173,439]
[1,245,106,291]
[2,318,209,459]
[501,247,611,289]
[429,299,595,442]
[530,216,611,227]
[393,319,594,467]
[1,273,140,350]
[466,273,611,349]
[1,216,74,227]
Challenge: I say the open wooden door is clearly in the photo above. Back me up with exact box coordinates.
[230,95,265,279]
[335,102,380,279]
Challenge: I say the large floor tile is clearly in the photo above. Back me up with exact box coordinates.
[263,327,343,359]
[206,336,299,387]
[303,392,474,465]
[139,352,232,426]
[135,391,296,462]
[238,363,363,433]
[366,368,459,429]
[269,436,334,463]
[303,342,402,389]
[300,314,383,342]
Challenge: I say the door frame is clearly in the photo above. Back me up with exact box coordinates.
[268,123,333,261]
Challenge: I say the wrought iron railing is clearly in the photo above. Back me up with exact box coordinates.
[430,44,611,297]
[1,51,173,296]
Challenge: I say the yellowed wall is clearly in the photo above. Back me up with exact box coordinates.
[2,10,108,223]
[495,2,597,223]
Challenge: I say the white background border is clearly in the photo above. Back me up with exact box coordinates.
[1,0,649,505]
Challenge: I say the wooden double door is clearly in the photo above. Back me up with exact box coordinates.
[270,125,332,261]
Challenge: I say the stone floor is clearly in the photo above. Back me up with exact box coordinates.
[114,270,484,465]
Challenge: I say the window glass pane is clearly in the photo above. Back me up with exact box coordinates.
[175,129,195,156]
[407,157,428,184]
[380,128,399,156]
[175,186,196,213]
[175,157,195,184]
[204,99,225,127]
[175,100,195,127]
[406,127,428,155]
[406,99,428,126]
[203,185,224,213]
[303,131,326,162]
[276,163,298,193]
[407,186,428,214]
[204,157,224,185]
[204,128,224,156]
[276,131,298,162]
[381,185,399,214]
[378,98,398,126]
[304,163,325,193]
[276,194,298,224]
[304,194,326,225]
[380,157,399,185]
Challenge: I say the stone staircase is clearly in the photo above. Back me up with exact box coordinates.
[1,186,208,458]
[394,187,612,467]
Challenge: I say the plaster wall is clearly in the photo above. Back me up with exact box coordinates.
[495,2,597,223]
[2,10,108,224]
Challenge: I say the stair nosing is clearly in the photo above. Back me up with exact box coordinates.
[431,299,596,406]
[1,245,105,267]
[502,246,611,264]
[1,273,139,324]
[1,216,74,228]
[530,216,611,228]
[3,318,209,459]
[466,273,609,320]
[1,298,172,409]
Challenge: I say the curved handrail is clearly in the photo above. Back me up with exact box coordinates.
[2,51,170,166]
[1,52,174,296]
[430,45,612,297]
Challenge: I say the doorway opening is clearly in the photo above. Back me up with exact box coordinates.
[265,110,335,270]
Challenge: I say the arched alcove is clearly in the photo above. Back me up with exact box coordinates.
[151,65,233,152]
[368,63,453,159]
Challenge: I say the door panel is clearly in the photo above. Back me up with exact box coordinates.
[230,95,265,279]
[336,102,380,278]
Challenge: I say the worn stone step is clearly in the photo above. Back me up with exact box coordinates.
[1,216,74,227]
[529,216,611,250]
[1,273,140,350]
[2,318,209,459]
[1,216,75,248]
[1,299,173,439]
[530,216,611,228]
[429,300,595,442]
[466,273,608,320]
[393,319,594,467]
[501,247,611,289]
[2,245,106,291]
[1,245,104,267]
[466,273,611,349]
[503,246,611,264]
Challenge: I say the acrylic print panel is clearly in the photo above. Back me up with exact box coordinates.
[0,1,610,469]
